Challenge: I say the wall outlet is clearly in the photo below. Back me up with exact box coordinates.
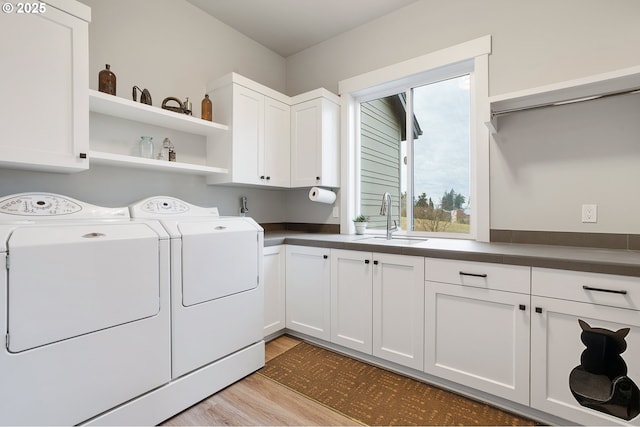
[581,204,597,223]
[332,207,339,218]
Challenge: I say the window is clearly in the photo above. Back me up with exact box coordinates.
[360,75,471,236]
[339,36,490,241]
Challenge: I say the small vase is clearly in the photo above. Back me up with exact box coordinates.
[354,222,367,235]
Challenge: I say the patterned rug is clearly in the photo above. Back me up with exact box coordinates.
[258,342,539,426]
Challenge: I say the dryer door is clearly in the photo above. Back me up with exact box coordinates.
[6,223,160,352]
[179,219,259,307]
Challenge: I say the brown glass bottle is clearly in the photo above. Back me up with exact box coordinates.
[201,94,212,121]
[98,64,116,95]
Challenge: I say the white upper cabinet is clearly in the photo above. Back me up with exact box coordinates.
[206,74,291,187]
[0,1,90,172]
[207,73,339,188]
[290,91,340,188]
[264,97,291,187]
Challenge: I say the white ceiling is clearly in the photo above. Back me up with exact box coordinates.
[186,0,419,57]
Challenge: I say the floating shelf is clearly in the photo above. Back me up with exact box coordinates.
[89,151,228,175]
[89,89,228,137]
[487,65,640,133]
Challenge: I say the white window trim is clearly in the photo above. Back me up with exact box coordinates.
[338,35,491,242]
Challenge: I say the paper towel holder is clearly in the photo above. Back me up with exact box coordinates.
[309,186,336,204]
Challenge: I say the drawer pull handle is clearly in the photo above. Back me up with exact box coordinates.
[582,285,628,295]
[364,259,370,264]
[459,271,487,278]
[535,307,543,314]
[519,304,526,311]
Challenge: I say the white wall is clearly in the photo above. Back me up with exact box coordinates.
[83,0,287,110]
[285,0,640,97]
[285,0,640,233]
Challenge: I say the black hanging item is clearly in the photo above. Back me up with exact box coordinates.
[568,319,640,420]
[132,86,152,105]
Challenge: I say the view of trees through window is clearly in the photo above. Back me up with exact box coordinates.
[360,74,471,235]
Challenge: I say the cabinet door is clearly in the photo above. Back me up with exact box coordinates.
[424,281,530,405]
[285,246,331,340]
[373,254,424,370]
[264,245,286,337]
[330,249,372,353]
[0,6,89,172]
[290,98,339,188]
[531,296,640,426]
[232,85,263,185]
[264,97,290,187]
[290,100,320,187]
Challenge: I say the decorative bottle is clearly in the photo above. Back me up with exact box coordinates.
[98,64,116,95]
[163,137,176,162]
[201,94,212,121]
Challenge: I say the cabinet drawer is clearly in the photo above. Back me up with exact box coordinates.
[425,258,530,294]
[532,267,640,311]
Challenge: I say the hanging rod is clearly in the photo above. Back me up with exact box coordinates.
[491,86,640,119]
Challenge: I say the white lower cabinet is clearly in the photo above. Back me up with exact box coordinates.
[283,245,640,425]
[330,249,372,353]
[372,253,425,370]
[530,268,640,426]
[285,245,331,340]
[330,249,424,369]
[264,245,286,337]
[424,258,531,406]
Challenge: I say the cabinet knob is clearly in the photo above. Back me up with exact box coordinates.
[373,260,379,265]
[323,255,328,259]
[79,153,87,159]
[519,304,526,311]
[260,175,265,180]
[535,307,543,314]
[266,176,271,180]
[364,259,370,264]
[316,176,320,180]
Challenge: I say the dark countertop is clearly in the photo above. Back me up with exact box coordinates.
[264,232,640,277]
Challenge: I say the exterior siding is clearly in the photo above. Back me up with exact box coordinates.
[360,97,401,229]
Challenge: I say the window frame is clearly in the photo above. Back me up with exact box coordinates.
[338,35,491,241]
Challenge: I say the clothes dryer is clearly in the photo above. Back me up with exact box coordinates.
[0,193,171,425]
[129,196,264,378]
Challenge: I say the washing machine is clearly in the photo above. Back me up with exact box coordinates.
[129,196,264,379]
[0,193,171,426]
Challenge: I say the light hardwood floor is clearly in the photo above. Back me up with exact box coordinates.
[161,335,360,426]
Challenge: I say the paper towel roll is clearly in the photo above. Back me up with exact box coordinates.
[309,187,336,204]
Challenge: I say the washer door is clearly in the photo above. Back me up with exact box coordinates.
[6,223,160,353]
[179,219,258,307]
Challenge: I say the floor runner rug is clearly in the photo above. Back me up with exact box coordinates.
[258,341,539,426]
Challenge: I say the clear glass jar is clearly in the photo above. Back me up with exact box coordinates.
[138,136,154,158]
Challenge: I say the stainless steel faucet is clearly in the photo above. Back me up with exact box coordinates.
[379,192,398,239]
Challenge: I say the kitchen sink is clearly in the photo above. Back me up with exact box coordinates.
[356,236,428,245]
